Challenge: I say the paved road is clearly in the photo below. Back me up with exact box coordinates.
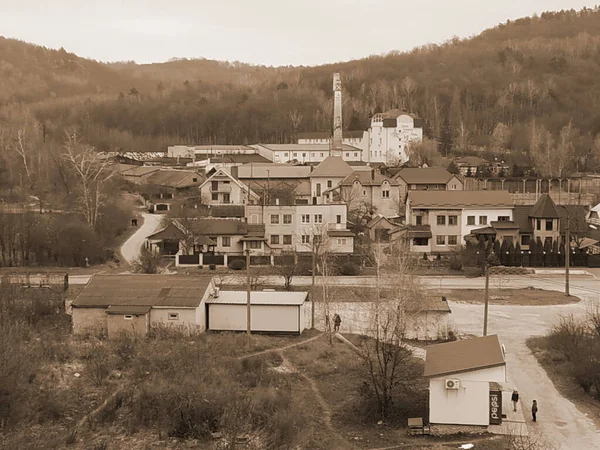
[120,213,164,265]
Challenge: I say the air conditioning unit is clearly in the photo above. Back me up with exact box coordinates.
[445,379,460,390]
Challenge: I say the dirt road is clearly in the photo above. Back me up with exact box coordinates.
[120,213,164,265]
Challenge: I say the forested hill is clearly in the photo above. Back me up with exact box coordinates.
[2,8,600,172]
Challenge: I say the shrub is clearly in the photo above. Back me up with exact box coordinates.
[449,257,463,271]
[209,264,216,270]
[339,262,360,276]
[134,247,161,274]
[228,259,246,270]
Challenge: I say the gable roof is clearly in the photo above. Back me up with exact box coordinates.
[236,163,311,179]
[120,166,161,177]
[530,194,560,218]
[340,170,400,187]
[394,167,456,185]
[199,168,259,199]
[182,218,264,236]
[365,215,396,229]
[72,275,214,309]
[144,169,203,188]
[424,335,505,378]
[310,156,354,178]
[408,190,513,209]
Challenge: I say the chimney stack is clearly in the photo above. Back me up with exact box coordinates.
[331,73,343,157]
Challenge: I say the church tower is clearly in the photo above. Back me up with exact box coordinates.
[331,73,343,157]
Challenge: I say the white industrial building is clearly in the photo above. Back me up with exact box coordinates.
[206,290,311,334]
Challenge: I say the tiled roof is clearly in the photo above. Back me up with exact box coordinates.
[72,275,214,308]
[120,166,161,177]
[514,203,589,235]
[206,291,308,305]
[424,334,505,377]
[530,194,560,218]
[408,190,513,208]
[394,167,455,184]
[185,219,263,236]
[144,170,203,188]
[236,163,311,179]
[310,156,354,178]
[340,170,400,186]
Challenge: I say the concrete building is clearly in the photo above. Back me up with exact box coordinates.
[250,143,363,164]
[309,156,354,205]
[425,335,507,428]
[206,291,311,334]
[297,130,365,147]
[71,275,215,337]
[367,110,423,165]
[198,168,259,205]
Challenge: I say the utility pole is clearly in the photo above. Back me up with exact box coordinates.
[565,220,570,297]
[246,249,251,346]
[311,248,316,328]
[483,264,490,336]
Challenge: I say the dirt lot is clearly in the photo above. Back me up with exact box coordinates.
[440,287,579,306]
[526,336,600,431]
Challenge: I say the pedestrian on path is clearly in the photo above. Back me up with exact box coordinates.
[531,400,538,422]
[333,313,341,332]
[511,390,519,412]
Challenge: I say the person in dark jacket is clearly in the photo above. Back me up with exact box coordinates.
[333,313,341,332]
[532,400,538,422]
[511,390,519,412]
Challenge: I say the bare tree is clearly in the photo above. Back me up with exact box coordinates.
[62,131,114,228]
[273,251,305,291]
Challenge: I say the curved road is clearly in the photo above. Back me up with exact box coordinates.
[120,213,164,265]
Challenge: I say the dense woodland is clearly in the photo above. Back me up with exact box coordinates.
[2,8,600,265]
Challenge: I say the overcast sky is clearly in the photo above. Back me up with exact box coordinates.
[0,0,595,66]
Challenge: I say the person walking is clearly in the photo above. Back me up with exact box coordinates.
[333,313,341,332]
[531,400,538,422]
[511,390,519,412]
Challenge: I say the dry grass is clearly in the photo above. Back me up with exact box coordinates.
[440,287,578,305]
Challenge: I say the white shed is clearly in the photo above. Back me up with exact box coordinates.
[206,291,310,334]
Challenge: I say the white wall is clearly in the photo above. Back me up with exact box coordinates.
[367,114,422,165]
[429,365,506,426]
[150,307,197,327]
[460,208,513,239]
[295,204,348,252]
[208,304,301,332]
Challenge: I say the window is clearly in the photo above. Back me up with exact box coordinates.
[301,235,311,244]
[223,193,230,203]
[545,220,553,231]
[436,235,446,245]
[316,183,321,196]
[479,216,488,225]
[270,214,280,224]
[448,215,458,226]
[313,235,322,245]
[283,235,292,245]
[222,236,231,247]
[536,219,541,231]
[362,190,366,196]
[320,153,324,157]
[247,241,261,249]
[327,180,332,188]
[314,214,323,223]
[302,153,306,157]
[450,184,457,190]
[124,315,133,320]
[283,214,292,224]
[293,153,298,158]
[498,216,510,222]
[437,215,446,226]
[192,177,197,182]
[168,313,179,321]
[521,235,530,246]
[413,237,428,246]
[211,193,218,201]
[270,235,280,245]
[301,214,310,224]
[223,180,230,184]
[416,216,423,225]
[336,214,342,224]
[337,238,347,245]
[354,153,358,157]
[448,235,458,245]
[211,180,218,190]
[382,190,390,198]
[467,216,475,225]
[345,153,349,157]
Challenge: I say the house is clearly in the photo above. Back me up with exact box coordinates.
[250,143,363,164]
[394,168,463,202]
[455,156,488,176]
[198,168,260,205]
[71,275,215,337]
[405,191,514,254]
[405,296,453,341]
[425,335,507,428]
[364,215,402,242]
[309,156,354,204]
[234,163,312,205]
[146,219,267,261]
[245,203,354,254]
[337,169,402,218]
[366,110,423,165]
[119,165,161,185]
[206,290,311,334]
[141,169,204,212]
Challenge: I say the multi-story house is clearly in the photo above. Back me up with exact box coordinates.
[394,167,463,202]
[309,156,354,205]
[336,169,402,218]
[403,191,514,254]
[366,111,423,165]
[198,168,259,205]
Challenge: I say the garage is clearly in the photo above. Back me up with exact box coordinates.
[206,291,310,334]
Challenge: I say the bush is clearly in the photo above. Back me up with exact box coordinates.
[339,262,360,276]
[134,247,161,274]
[228,259,246,270]
[209,264,216,270]
[449,257,463,271]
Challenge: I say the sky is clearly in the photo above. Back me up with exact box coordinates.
[0,0,596,66]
